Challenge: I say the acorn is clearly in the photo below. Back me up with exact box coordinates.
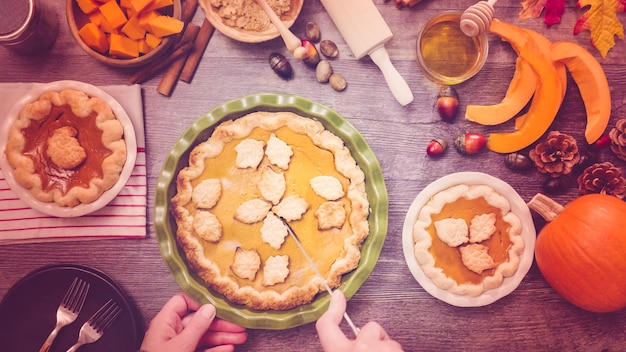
[574,149,598,173]
[436,86,459,122]
[319,39,339,58]
[542,175,571,194]
[426,138,447,157]
[301,39,320,67]
[504,153,533,172]
[454,132,487,155]
[269,52,293,80]
[305,20,321,43]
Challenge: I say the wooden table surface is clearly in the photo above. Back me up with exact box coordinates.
[1,0,625,351]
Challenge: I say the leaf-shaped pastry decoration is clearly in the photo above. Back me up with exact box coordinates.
[574,0,626,58]
[519,0,547,20]
[544,0,566,26]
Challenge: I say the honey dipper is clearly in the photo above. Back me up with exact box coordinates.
[460,0,498,37]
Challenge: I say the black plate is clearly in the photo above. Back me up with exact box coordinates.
[0,264,138,352]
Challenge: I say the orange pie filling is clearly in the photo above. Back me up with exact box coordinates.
[5,89,127,208]
[412,184,524,297]
[172,112,370,311]
[21,104,111,193]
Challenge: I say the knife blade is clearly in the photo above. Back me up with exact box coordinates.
[280,217,360,336]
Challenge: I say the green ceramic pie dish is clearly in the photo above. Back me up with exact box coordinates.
[154,93,388,329]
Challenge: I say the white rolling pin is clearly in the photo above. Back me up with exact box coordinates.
[320,0,414,106]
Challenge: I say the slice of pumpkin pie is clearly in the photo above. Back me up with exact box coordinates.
[412,184,524,297]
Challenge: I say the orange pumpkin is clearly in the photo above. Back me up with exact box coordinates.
[529,193,626,313]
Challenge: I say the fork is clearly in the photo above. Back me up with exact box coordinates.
[65,299,122,352]
[39,277,90,352]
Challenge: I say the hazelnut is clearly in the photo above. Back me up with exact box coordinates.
[329,73,347,91]
[316,60,333,83]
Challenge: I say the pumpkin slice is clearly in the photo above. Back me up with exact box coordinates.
[487,44,562,153]
[514,29,567,129]
[465,24,566,128]
[486,21,562,154]
[550,41,611,144]
[465,57,536,126]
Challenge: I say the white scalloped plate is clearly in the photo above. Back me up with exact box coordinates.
[0,80,137,217]
[402,172,536,307]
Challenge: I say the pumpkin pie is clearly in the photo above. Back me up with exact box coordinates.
[171,111,370,311]
[5,89,127,208]
[412,184,524,297]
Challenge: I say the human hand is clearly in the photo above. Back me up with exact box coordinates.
[316,290,404,352]
[140,292,247,352]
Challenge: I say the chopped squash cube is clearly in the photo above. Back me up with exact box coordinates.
[120,0,133,8]
[144,0,172,12]
[121,15,146,40]
[138,39,152,54]
[144,33,162,49]
[148,16,183,37]
[78,22,109,53]
[137,10,160,31]
[126,7,137,18]
[87,11,113,33]
[109,33,139,58]
[99,1,128,29]
[88,11,104,25]
[131,0,155,13]
[76,0,101,14]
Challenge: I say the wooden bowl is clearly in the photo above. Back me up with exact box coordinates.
[199,0,303,43]
[66,0,182,68]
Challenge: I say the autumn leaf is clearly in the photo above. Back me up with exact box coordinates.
[519,0,566,25]
[519,0,547,20]
[574,0,626,58]
[544,0,566,26]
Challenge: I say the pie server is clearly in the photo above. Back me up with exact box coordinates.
[280,217,360,336]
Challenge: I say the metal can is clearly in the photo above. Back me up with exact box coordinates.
[0,0,59,55]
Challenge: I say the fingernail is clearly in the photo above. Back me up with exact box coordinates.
[199,304,216,319]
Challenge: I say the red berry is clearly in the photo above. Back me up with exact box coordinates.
[593,135,611,149]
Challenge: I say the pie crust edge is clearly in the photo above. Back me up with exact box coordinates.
[5,89,127,208]
[171,111,370,311]
[412,184,524,297]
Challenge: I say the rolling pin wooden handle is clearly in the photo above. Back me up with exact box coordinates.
[369,47,414,106]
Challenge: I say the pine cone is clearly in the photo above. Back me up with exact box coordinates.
[609,118,626,161]
[529,131,581,178]
[577,162,626,199]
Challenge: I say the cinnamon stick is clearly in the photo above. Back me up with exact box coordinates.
[129,41,194,84]
[180,19,215,83]
[156,23,201,96]
[181,0,198,23]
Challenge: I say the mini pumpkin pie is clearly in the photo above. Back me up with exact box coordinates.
[5,89,127,208]
[412,184,524,297]
[171,111,370,311]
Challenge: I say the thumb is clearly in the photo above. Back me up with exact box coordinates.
[177,304,216,346]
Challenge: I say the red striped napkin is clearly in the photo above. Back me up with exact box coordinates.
[0,83,147,244]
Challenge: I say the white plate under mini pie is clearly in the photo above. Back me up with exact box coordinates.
[402,172,536,307]
[0,80,137,217]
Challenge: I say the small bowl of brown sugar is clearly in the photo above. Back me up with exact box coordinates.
[199,0,304,43]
